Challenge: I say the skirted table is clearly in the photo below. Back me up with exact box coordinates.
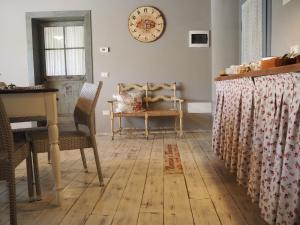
[213,64,300,225]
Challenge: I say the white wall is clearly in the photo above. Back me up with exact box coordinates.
[0,0,212,133]
[211,0,240,108]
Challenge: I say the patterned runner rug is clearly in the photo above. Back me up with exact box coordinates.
[164,144,183,174]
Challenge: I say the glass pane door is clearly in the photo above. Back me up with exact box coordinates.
[43,25,86,77]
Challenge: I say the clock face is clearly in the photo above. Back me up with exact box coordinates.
[128,6,165,43]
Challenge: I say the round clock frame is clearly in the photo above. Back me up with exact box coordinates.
[128,6,165,43]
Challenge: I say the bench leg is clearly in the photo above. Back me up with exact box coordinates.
[179,113,183,137]
[145,114,149,140]
[118,117,122,135]
[110,113,114,140]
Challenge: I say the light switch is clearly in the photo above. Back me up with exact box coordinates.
[100,47,110,53]
[101,72,109,78]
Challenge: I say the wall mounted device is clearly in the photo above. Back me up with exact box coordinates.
[189,30,210,47]
[100,47,110,53]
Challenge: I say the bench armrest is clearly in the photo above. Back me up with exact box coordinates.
[173,98,184,111]
[107,100,117,114]
[174,98,184,103]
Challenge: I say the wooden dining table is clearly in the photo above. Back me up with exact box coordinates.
[0,87,63,205]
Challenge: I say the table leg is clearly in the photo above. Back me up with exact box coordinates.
[45,93,62,205]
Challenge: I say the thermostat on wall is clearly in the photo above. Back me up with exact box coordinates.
[189,30,210,47]
[100,47,110,53]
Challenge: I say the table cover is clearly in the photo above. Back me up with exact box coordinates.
[213,73,300,225]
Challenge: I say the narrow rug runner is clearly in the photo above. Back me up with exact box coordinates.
[164,144,183,174]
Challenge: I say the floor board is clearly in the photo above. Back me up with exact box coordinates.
[0,132,268,225]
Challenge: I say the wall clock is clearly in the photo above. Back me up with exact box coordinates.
[128,6,165,43]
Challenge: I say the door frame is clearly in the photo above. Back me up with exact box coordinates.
[26,10,93,85]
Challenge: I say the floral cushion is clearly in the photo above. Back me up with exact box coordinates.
[113,91,144,113]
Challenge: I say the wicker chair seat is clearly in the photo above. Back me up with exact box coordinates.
[30,130,92,153]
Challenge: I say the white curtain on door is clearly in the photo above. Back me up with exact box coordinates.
[241,0,263,64]
[44,26,85,76]
[44,27,65,75]
[65,49,85,75]
[65,26,86,75]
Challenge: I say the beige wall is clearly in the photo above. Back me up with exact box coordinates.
[0,0,212,133]
[272,0,300,55]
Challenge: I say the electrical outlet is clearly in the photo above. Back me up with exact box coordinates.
[102,110,110,116]
[101,72,109,78]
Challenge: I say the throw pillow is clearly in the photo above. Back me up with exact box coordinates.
[113,91,144,113]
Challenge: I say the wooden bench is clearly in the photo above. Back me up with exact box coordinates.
[108,83,184,139]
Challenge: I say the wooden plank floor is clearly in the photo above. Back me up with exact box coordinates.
[0,132,268,225]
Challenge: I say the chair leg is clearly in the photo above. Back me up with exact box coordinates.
[91,136,104,186]
[32,152,42,200]
[179,114,183,137]
[110,114,114,140]
[118,117,122,135]
[47,149,51,164]
[26,153,34,202]
[145,114,149,140]
[8,168,17,225]
[80,148,88,172]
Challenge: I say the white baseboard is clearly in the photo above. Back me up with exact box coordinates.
[187,102,212,113]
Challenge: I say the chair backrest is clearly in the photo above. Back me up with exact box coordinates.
[0,97,14,160]
[74,82,103,133]
[117,82,177,109]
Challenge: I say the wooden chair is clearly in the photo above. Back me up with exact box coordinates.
[29,82,104,199]
[0,97,34,225]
